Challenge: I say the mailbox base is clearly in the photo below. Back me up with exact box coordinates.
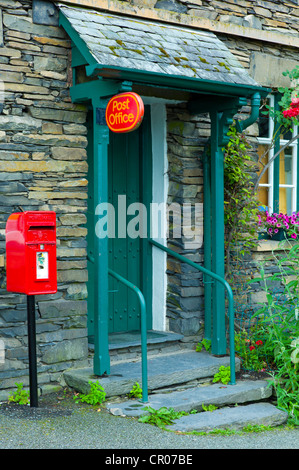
[27,295,38,407]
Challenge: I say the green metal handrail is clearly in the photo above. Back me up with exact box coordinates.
[108,268,148,403]
[149,239,236,385]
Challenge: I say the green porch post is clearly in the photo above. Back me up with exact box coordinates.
[203,150,212,341]
[93,100,110,376]
[210,110,226,355]
[69,79,131,376]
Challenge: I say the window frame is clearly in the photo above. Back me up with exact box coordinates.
[257,94,299,214]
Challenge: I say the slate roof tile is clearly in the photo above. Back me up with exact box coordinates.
[58,4,261,87]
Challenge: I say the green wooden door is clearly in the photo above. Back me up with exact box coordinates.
[108,107,152,333]
[108,129,140,332]
[87,107,152,338]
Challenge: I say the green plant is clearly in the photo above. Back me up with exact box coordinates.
[223,124,260,272]
[251,243,299,425]
[128,382,142,399]
[73,380,106,405]
[234,328,268,371]
[8,382,30,405]
[212,366,231,385]
[196,338,211,352]
[202,403,218,412]
[138,406,188,429]
[242,424,274,433]
[258,211,299,240]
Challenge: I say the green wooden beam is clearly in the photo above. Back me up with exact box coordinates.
[141,107,153,330]
[59,11,97,67]
[86,64,271,99]
[210,109,226,355]
[93,98,110,376]
[203,148,212,341]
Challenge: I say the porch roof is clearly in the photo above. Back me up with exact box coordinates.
[58,4,268,97]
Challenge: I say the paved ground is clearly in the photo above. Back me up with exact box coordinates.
[0,391,298,451]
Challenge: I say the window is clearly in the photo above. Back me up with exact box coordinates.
[257,95,298,215]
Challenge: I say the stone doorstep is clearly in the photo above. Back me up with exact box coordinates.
[106,380,273,417]
[167,403,289,433]
[106,381,289,432]
[88,330,184,352]
[63,350,240,397]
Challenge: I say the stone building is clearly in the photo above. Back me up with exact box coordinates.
[0,0,298,399]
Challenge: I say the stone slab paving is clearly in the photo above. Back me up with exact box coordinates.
[106,379,272,417]
[64,350,240,397]
[167,403,289,433]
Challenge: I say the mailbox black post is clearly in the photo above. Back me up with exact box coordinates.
[27,295,38,407]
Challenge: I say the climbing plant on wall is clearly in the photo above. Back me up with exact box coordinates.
[223,124,260,275]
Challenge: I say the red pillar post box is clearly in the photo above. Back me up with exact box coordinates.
[5,211,57,407]
[6,211,57,295]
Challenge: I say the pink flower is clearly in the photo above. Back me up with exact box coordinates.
[291,233,297,239]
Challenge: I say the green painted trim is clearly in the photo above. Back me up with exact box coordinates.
[141,106,153,330]
[86,64,271,98]
[235,92,261,133]
[203,149,212,341]
[273,94,280,213]
[71,45,88,68]
[86,109,95,340]
[59,11,97,67]
[210,110,226,355]
[70,79,129,104]
[93,100,110,376]
[189,95,247,115]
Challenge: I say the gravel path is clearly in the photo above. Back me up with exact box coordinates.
[0,392,298,450]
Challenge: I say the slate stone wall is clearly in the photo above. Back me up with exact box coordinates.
[0,0,89,399]
[165,103,207,338]
[133,0,299,34]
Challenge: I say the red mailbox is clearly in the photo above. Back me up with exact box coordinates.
[6,211,57,295]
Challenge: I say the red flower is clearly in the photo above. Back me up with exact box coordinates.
[255,340,263,346]
[283,107,299,118]
[249,346,255,351]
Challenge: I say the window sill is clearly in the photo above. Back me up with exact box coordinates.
[253,239,298,252]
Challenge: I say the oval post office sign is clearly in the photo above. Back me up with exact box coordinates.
[105,92,144,133]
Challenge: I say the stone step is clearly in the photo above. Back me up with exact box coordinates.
[64,350,240,398]
[167,403,289,433]
[106,379,272,417]
[89,330,187,365]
